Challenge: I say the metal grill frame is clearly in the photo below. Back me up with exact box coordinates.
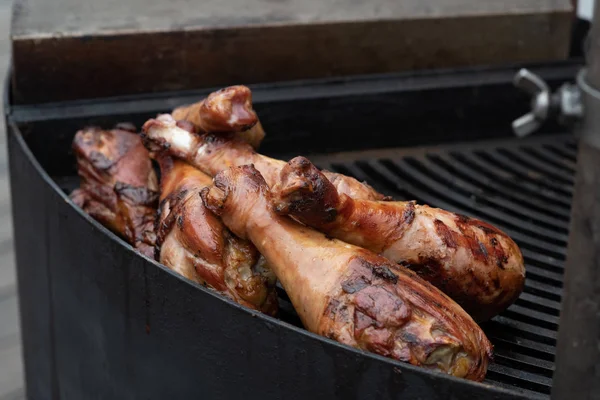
[4,62,581,399]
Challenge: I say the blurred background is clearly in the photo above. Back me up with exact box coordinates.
[0,0,16,398]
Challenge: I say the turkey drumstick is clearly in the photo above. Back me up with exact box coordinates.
[142,114,385,201]
[71,124,158,258]
[200,164,492,381]
[155,155,278,315]
[271,156,525,322]
[172,85,266,149]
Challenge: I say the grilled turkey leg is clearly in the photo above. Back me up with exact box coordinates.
[142,114,384,200]
[271,156,525,322]
[155,155,278,315]
[172,85,265,149]
[200,164,492,381]
[71,124,158,257]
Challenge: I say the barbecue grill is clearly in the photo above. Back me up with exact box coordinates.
[6,0,597,399]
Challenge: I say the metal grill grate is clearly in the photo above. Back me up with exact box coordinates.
[299,133,573,399]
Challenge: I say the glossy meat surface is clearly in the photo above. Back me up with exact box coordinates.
[71,124,158,257]
[200,164,492,381]
[172,85,266,149]
[272,157,526,321]
[156,155,277,315]
[142,114,384,200]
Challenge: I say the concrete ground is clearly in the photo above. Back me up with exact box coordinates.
[0,1,23,399]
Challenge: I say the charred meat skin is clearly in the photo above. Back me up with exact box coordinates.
[71,125,158,258]
[200,164,492,381]
[271,156,525,322]
[172,85,266,149]
[73,123,158,190]
[141,114,385,201]
[155,155,277,315]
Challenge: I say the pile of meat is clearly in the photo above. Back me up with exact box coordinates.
[71,85,526,382]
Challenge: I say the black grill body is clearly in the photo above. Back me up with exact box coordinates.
[5,62,579,400]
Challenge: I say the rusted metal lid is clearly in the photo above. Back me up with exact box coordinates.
[11,0,573,104]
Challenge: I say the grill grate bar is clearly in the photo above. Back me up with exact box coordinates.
[431,153,571,220]
[496,149,575,185]
[520,147,577,175]
[493,353,553,378]
[502,305,560,331]
[449,152,572,208]
[551,142,578,158]
[360,160,568,258]
[541,144,577,163]
[487,334,556,361]
[521,250,564,272]
[487,317,557,345]
[332,162,419,200]
[474,151,573,197]
[486,365,552,395]
[525,266,564,287]
[422,154,570,228]
[523,280,562,302]
[515,294,561,316]
[483,378,549,400]
[387,156,568,239]
[565,142,578,151]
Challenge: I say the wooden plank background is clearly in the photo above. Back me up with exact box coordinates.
[11,0,573,103]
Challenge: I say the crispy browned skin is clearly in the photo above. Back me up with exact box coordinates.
[271,157,526,322]
[155,155,277,315]
[200,164,492,381]
[172,85,266,149]
[71,124,158,257]
[142,114,384,200]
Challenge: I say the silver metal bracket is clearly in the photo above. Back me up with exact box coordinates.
[511,68,584,137]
